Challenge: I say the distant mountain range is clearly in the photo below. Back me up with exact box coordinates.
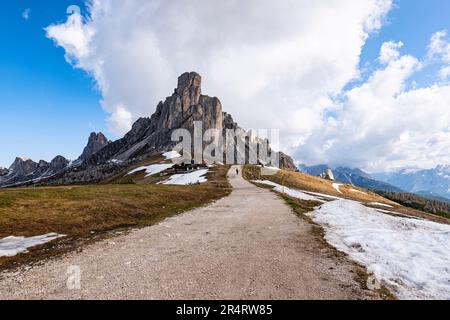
[0,132,110,188]
[299,164,450,202]
[373,166,450,201]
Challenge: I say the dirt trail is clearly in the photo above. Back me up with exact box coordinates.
[0,166,379,299]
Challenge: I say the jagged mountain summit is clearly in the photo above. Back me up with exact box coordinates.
[78,132,110,161]
[87,72,295,168]
[1,72,295,187]
[0,155,70,187]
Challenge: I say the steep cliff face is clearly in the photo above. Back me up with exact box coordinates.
[88,72,225,164]
[87,72,293,168]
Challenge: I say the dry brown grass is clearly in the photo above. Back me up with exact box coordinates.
[244,165,450,224]
[0,165,231,269]
[244,165,397,205]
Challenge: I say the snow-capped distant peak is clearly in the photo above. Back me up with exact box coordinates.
[436,165,450,174]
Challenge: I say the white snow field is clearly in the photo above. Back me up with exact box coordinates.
[162,151,181,160]
[0,233,64,257]
[307,199,450,300]
[253,180,322,202]
[161,169,209,185]
[127,163,174,177]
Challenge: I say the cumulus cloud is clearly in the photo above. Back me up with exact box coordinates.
[46,0,392,140]
[301,38,450,171]
[428,30,450,80]
[379,41,403,64]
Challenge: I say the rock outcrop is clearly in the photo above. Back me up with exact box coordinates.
[78,132,110,161]
[50,155,70,172]
[279,152,297,171]
[88,72,225,165]
[320,169,335,181]
[0,167,9,176]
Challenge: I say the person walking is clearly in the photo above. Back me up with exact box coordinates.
[236,168,239,176]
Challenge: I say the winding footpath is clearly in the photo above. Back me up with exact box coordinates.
[0,166,379,299]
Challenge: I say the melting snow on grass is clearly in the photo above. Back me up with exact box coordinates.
[0,233,65,257]
[127,164,174,177]
[253,180,322,202]
[162,151,181,160]
[308,199,450,299]
[349,188,366,195]
[368,202,393,208]
[302,191,342,201]
[161,169,209,185]
[332,183,343,194]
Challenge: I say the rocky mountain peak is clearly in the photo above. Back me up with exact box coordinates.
[38,160,49,168]
[78,132,110,161]
[0,167,9,176]
[50,155,70,171]
[177,72,202,110]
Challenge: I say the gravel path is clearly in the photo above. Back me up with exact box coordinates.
[0,166,379,299]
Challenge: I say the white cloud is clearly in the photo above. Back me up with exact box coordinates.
[46,0,392,139]
[379,41,403,64]
[22,8,30,21]
[301,39,450,171]
[439,66,450,80]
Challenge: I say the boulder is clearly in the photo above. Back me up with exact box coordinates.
[320,169,335,181]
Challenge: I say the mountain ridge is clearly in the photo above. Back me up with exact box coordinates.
[0,72,296,187]
[373,166,450,200]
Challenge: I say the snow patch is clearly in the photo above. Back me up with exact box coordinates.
[253,180,322,202]
[309,199,450,299]
[161,169,209,185]
[302,191,343,201]
[127,164,174,177]
[162,151,181,160]
[368,202,393,208]
[0,233,65,257]
[332,183,343,194]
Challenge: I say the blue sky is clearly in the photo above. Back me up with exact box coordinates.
[0,0,106,167]
[0,0,450,168]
